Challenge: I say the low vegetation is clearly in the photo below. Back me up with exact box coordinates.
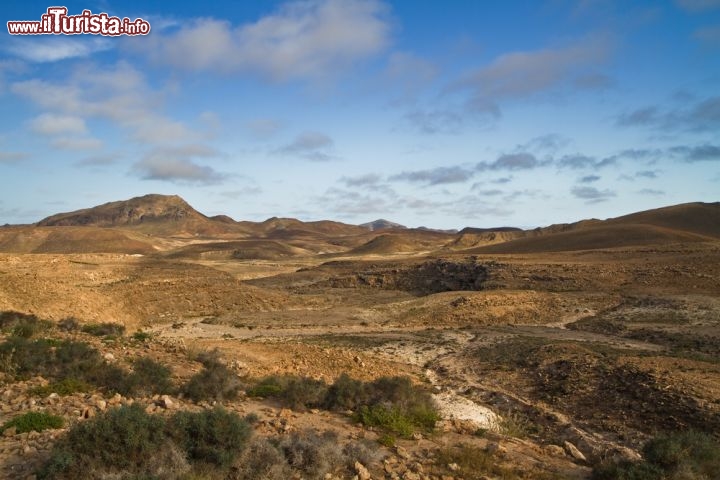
[592,430,720,480]
[231,430,379,480]
[38,404,250,479]
[182,350,241,402]
[436,443,563,480]
[0,311,53,338]
[29,378,92,397]
[37,404,381,480]
[80,322,126,337]
[2,411,64,434]
[248,373,439,440]
[0,333,175,397]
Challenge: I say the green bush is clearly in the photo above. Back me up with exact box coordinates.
[0,311,53,338]
[39,404,168,479]
[2,411,64,434]
[356,404,415,437]
[30,378,92,397]
[322,373,365,410]
[182,350,241,402]
[57,317,80,332]
[229,430,379,480]
[131,330,152,342]
[0,337,173,396]
[81,322,125,337]
[592,430,720,480]
[126,357,174,396]
[246,373,439,438]
[246,377,285,398]
[247,376,327,411]
[38,404,251,479]
[168,407,252,469]
[230,437,291,480]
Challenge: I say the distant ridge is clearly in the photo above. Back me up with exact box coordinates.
[359,219,406,231]
[35,194,248,236]
[38,194,206,228]
[465,202,720,253]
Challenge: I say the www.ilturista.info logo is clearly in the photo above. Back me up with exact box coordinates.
[7,7,150,36]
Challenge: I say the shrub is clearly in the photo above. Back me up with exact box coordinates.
[0,337,173,396]
[356,404,416,437]
[2,411,64,434]
[30,378,92,397]
[352,376,439,437]
[38,404,168,479]
[38,404,251,479]
[182,350,241,402]
[57,317,80,332]
[0,311,53,338]
[230,438,292,480]
[81,322,125,337]
[169,407,252,469]
[322,373,365,410]
[229,430,377,480]
[247,375,330,411]
[247,376,285,398]
[592,430,720,480]
[278,430,346,479]
[247,376,327,411]
[131,330,152,342]
[246,373,439,436]
[126,357,173,396]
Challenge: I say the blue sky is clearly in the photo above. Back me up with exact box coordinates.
[1,0,718,229]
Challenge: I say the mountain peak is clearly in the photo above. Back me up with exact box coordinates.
[37,194,204,228]
[359,219,407,231]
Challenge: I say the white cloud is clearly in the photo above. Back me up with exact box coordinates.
[0,151,30,163]
[131,144,226,184]
[451,35,613,109]
[245,118,284,139]
[30,113,87,135]
[277,131,336,161]
[12,61,198,145]
[5,37,112,63]
[133,0,391,81]
[51,137,103,150]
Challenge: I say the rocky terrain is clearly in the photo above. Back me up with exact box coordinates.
[0,194,718,479]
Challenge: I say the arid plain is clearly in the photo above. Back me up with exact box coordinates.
[0,194,718,479]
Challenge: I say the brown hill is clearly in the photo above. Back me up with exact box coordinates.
[0,226,156,254]
[238,217,367,238]
[37,194,246,237]
[466,202,720,254]
[166,239,313,260]
[468,224,713,254]
[605,202,720,238]
[348,231,454,255]
[447,230,526,250]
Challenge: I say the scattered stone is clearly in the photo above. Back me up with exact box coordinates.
[354,461,371,480]
[447,462,459,472]
[3,427,16,437]
[563,441,587,462]
[103,353,115,362]
[396,446,411,460]
[158,395,174,409]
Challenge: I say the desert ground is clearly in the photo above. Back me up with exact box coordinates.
[0,195,718,479]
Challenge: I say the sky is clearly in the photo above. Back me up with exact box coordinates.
[0,0,719,230]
